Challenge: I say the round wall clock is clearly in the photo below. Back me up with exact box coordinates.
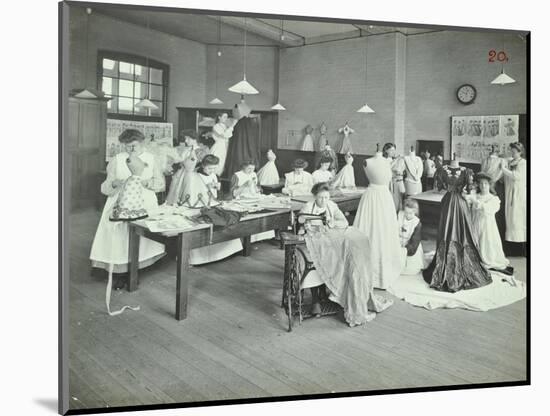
[456,84,477,105]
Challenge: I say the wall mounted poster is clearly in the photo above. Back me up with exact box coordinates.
[450,115,519,163]
[106,119,174,161]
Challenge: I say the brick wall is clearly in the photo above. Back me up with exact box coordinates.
[69,6,207,126]
[205,45,278,111]
[404,30,527,158]
[277,30,527,158]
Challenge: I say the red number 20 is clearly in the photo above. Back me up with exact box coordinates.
[488,50,509,62]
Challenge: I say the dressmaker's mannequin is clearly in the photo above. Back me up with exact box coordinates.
[404,146,423,195]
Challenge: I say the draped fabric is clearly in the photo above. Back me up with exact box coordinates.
[305,227,393,326]
[223,117,261,178]
[423,166,492,292]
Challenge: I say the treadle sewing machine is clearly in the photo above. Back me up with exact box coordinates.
[280,212,342,332]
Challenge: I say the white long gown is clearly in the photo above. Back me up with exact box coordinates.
[210,122,234,176]
[90,152,166,273]
[502,158,527,242]
[353,153,403,289]
[332,159,356,188]
[471,193,510,269]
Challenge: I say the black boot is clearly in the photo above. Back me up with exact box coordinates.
[310,287,321,317]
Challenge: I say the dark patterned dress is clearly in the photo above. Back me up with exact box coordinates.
[422,165,492,292]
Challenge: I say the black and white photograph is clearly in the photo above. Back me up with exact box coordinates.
[55,0,533,414]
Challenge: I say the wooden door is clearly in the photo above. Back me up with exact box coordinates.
[68,97,107,211]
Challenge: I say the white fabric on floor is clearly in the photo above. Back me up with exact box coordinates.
[388,271,526,311]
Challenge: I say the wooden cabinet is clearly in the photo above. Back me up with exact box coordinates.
[67,96,109,211]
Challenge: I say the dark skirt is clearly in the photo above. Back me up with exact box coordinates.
[423,191,492,292]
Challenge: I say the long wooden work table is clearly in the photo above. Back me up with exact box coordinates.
[127,190,365,321]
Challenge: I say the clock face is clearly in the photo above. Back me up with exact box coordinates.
[457,84,476,105]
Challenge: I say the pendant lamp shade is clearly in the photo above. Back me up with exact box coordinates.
[356,29,375,114]
[75,88,98,99]
[228,76,259,95]
[491,69,516,85]
[74,8,97,99]
[134,98,159,110]
[357,103,376,113]
[271,102,286,111]
[228,18,259,95]
[135,15,158,111]
[209,17,224,105]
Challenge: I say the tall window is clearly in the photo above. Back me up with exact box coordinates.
[98,51,169,121]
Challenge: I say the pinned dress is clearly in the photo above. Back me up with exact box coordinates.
[331,156,356,188]
[90,152,165,273]
[210,121,234,176]
[353,153,403,289]
[423,165,492,292]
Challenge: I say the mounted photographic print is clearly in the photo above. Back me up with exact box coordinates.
[59,1,530,415]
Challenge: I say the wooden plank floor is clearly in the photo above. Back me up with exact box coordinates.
[67,208,527,410]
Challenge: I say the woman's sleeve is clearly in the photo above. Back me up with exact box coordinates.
[405,222,422,256]
[100,158,118,197]
[332,203,349,228]
[502,160,526,182]
[483,196,501,215]
[229,174,240,198]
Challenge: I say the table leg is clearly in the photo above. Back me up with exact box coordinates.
[175,234,191,321]
[128,225,140,292]
[241,236,252,257]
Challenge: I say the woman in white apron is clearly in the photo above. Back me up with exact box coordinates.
[90,129,165,273]
[397,199,424,275]
[210,112,235,176]
[500,142,527,255]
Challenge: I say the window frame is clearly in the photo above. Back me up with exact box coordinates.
[97,50,169,122]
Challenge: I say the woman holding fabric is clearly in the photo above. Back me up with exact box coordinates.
[300,182,393,326]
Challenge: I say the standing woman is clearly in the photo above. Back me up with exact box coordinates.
[383,143,405,213]
[90,129,165,274]
[501,142,527,256]
[210,112,235,176]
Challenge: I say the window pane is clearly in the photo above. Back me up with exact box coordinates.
[102,59,118,77]
[150,101,163,117]
[119,79,134,97]
[150,68,163,84]
[135,65,149,83]
[150,84,163,101]
[102,77,113,95]
[134,82,148,99]
[107,96,118,113]
[119,97,134,114]
[119,61,134,80]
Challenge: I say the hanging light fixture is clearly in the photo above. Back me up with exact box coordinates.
[209,17,224,105]
[228,17,259,96]
[491,35,516,86]
[74,8,98,98]
[270,20,286,111]
[357,28,375,113]
[135,14,159,111]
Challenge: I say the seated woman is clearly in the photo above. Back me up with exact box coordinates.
[282,158,314,196]
[178,154,243,265]
[397,199,424,275]
[165,129,210,206]
[312,156,334,185]
[230,160,262,199]
[299,182,393,327]
[470,173,513,275]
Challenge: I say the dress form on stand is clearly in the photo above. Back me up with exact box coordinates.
[338,122,355,154]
